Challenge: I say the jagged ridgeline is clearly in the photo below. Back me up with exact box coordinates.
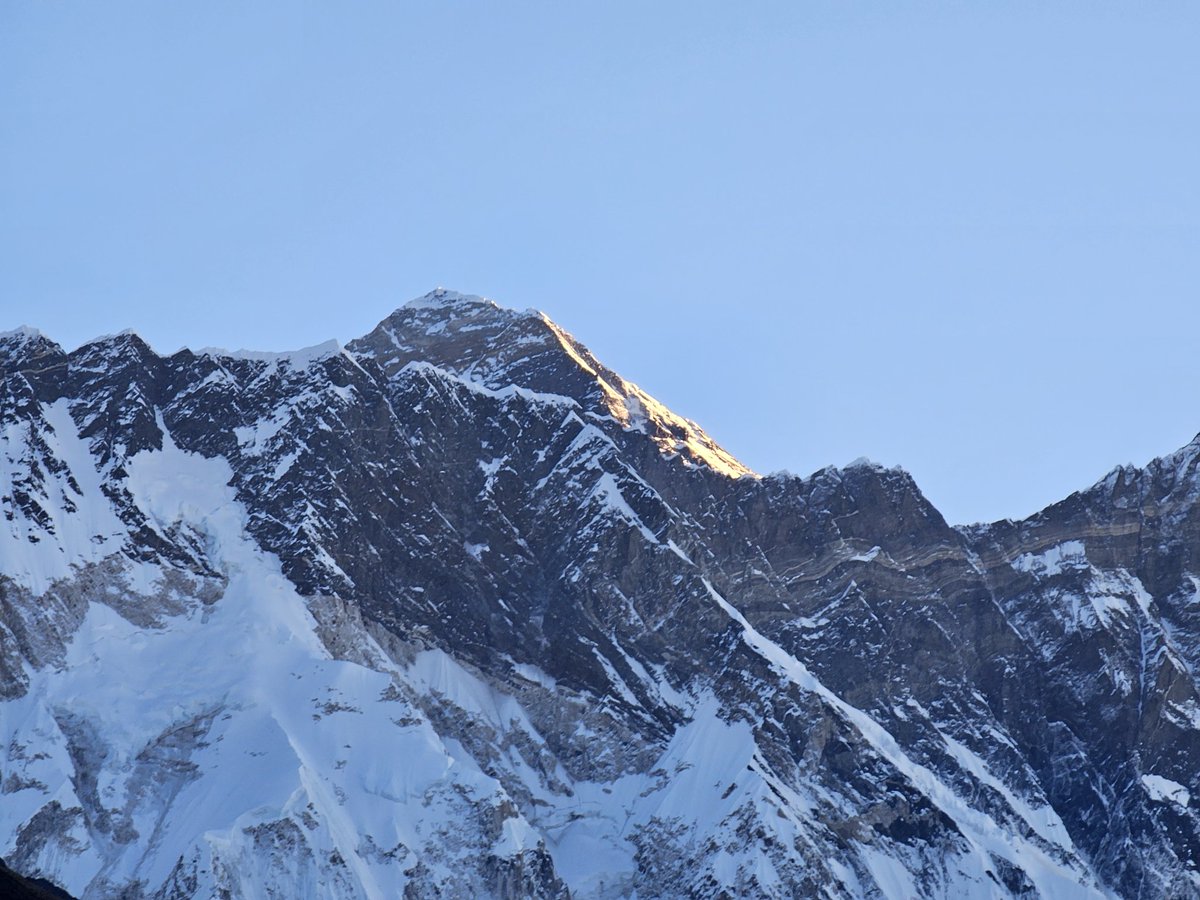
[2,290,1200,899]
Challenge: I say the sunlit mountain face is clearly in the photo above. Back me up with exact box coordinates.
[2,290,1200,899]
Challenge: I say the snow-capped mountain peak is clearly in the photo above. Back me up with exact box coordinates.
[402,286,500,310]
[2,296,1200,898]
[350,290,753,480]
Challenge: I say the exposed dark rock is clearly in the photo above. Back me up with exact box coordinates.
[2,295,1200,897]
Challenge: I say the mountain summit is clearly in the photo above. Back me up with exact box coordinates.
[349,289,753,479]
[1,292,1199,898]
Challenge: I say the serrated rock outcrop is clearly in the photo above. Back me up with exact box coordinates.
[1,291,1198,898]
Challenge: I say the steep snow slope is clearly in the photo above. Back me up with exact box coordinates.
[1,293,1198,898]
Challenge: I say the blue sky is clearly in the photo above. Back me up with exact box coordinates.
[3,2,1198,524]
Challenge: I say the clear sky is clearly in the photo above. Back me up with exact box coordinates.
[3,2,1198,525]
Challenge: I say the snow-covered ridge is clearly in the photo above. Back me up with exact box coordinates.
[845,456,888,472]
[0,325,47,341]
[403,287,499,310]
[537,314,755,480]
[1,289,758,495]
[399,359,578,408]
[1,422,561,898]
[6,291,1200,898]
[72,328,149,352]
[196,338,345,367]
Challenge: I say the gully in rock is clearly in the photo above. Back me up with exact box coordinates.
[0,294,1198,898]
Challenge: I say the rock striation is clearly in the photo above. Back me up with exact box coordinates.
[1,291,1199,898]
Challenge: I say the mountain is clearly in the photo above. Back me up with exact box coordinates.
[0,857,73,900]
[1,289,1199,899]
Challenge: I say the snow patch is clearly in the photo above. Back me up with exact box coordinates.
[1013,540,1087,576]
[0,422,549,898]
[590,472,658,544]
[0,399,128,593]
[1142,774,1190,807]
[701,577,1105,899]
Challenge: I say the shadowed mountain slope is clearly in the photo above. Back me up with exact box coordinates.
[1,291,1198,898]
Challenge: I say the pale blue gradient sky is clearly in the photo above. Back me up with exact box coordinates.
[3,2,1198,525]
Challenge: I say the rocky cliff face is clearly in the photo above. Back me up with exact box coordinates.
[1,290,1198,899]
